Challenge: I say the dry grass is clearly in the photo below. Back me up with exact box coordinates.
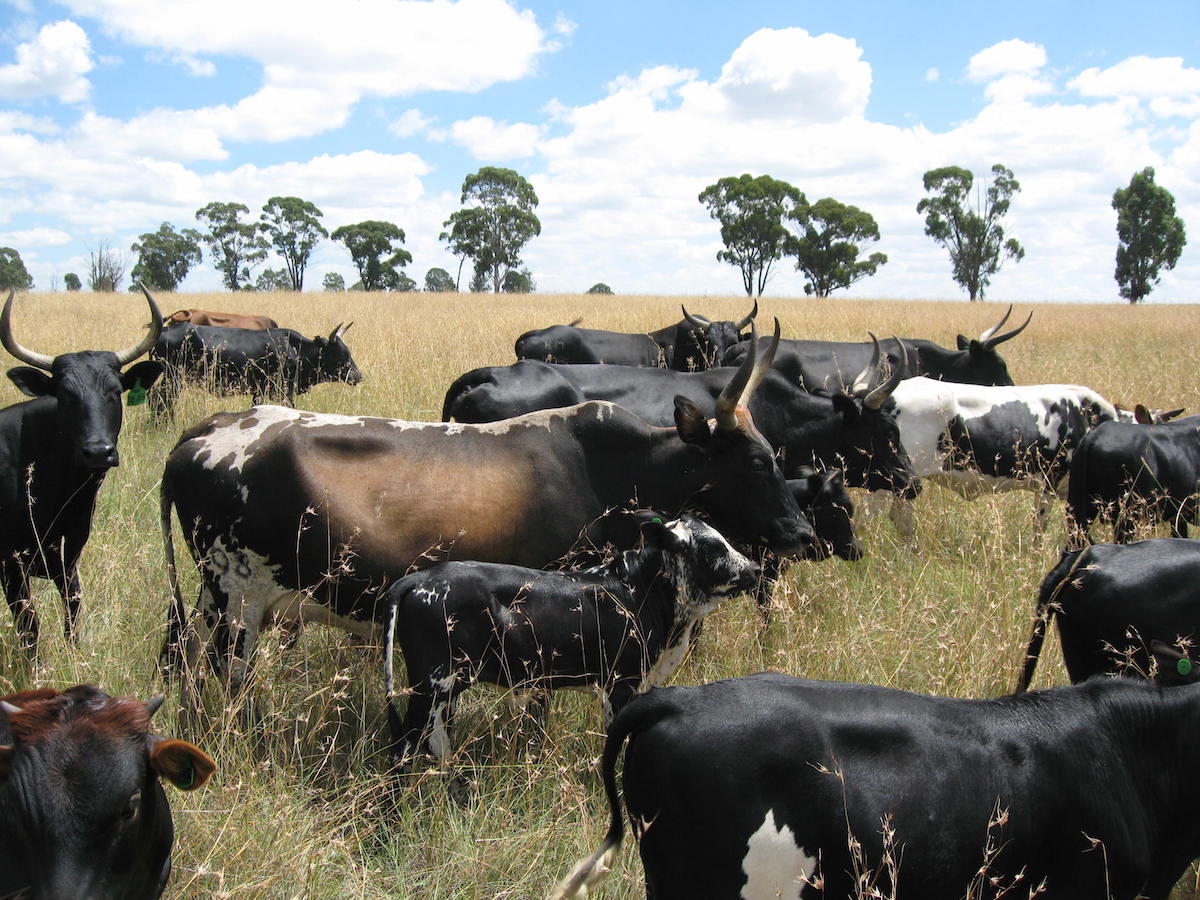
[2,289,1199,898]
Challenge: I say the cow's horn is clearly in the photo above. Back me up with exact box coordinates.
[735,298,758,331]
[144,694,165,720]
[681,305,712,330]
[850,332,882,396]
[714,320,757,430]
[740,316,779,407]
[1,290,55,371]
[113,284,164,366]
[0,701,20,715]
[978,304,1013,344]
[864,337,906,410]
[982,310,1032,348]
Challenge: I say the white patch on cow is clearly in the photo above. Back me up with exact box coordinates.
[412,582,449,607]
[639,617,697,692]
[428,672,459,762]
[191,404,301,474]
[741,809,816,900]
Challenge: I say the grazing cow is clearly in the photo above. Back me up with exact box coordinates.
[873,376,1157,537]
[0,287,162,652]
[1067,414,1200,543]
[515,302,756,370]
[0,685,215,900]
[444,332,919,497]
[724,304,1032,391]
[552,671,1200,900]
[382,514,759,768]
[148,321,361,417]
[1016,539,1200,693]
[159,323,811,699]
[164,308,278,330]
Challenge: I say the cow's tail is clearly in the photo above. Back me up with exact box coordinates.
[441,368,492,422]
[158,472,188,678]
[1015,548,1084,693]
[547,693,677,899]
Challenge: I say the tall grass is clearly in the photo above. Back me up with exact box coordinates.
[2,290,1199,898]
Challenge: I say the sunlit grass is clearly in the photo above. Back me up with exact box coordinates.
[2,289,1198,898]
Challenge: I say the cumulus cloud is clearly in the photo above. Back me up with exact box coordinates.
[967,39,1047,81]
[0,226,71,246]
[925,67,939,83]
[1070,55,1200,108]
[390,108,435,139]
[449,117,543,159]
[0,20,93,103]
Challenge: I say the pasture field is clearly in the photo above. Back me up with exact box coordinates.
[2,289,1199,898]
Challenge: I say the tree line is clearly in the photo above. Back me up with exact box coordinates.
[700,164,1186,303]
[0,164,1186,303]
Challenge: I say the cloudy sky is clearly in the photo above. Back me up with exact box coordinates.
[1,0,1197,301]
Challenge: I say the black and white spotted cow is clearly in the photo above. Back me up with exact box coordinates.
[553,671,1200,900]
[383,514,759,768]
[873,377,1154,537]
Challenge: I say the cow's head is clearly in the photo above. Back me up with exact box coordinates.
[790,467,862,561]
[312,322,363,387]
[642,515,760,616]
[673,301,757,370]
[2,287,163,470]
[0,686,214,900]
[950,304,1032,386]
[831,334,920,498]
[673,318,815,557]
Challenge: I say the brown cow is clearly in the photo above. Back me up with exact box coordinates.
[164,308,278,329]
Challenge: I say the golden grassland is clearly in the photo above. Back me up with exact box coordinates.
[2,289,1200,898]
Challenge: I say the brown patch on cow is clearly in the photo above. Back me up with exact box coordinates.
[166,308,278,329]
[2,687,150,744]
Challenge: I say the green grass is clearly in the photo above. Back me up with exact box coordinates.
[3,290,1199,898]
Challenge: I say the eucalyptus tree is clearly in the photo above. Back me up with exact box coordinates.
[1112,166,1187,303]
[786,197,887,297]
[699,173,802,297]
[260,196,328,291]
[442,167,541,294]
[331,220,412,292]
[131,222,203,291]
[195,201,269,291]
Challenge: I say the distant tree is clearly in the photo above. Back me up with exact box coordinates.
[424,267,455,292]
[0,248,33,291]
[322,272,345,292]
[786,197,888,297]
[331,220,413,292]
[586,282,613,294]
[195,201,269,291]
[379,269,418,292]
[442,166,541,294]
[130,222,203,291]
[469,269,490,293]
[255,268,291,292]
[1112,166,1187,304]
[917,164,1024,301]
[87,241,127,292]
[63,272,81,291]
[502,267,536,293]
[260,196,327,291]
[699,174,802,298]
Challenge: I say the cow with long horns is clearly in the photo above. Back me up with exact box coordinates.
[515,302,757,370]
[159,320,812,700]
[0,288,162,652]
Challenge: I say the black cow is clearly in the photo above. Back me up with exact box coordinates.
[148,321,362,418]
[1017,538,1200,692]
[382,514,759,768]
[444,333,918,497]
[0,685,214,899]
[723,305,1032,391]
[0,287,162,653]
[159,322,811,699]
[1067,414,1200,543]
[553,671,1200,900]
[515,302,756,370]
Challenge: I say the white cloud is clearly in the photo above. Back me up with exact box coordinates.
[967,39,1047,81]
[0,226,71,246]
[449,117,543,159]
[0,20,93,103]
[390,108,435,139]
[1070,56,1200,108]
[925,67,939,83]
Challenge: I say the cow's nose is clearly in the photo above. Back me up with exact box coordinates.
[80,442,119,469]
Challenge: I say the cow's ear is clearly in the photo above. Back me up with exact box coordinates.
[1163,408,1187,422]
[674,397,711,445]
[149,737,216,791]
[831,392,861,423]
[640,517,683,551]
[1134,404,1152,425]
[7,366,53,397]
[955,335,970,351]
[121,360,164,392]
[1150,640,1197,686]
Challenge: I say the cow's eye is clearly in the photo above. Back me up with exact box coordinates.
[750,458,768,474]
[121,790,141,822]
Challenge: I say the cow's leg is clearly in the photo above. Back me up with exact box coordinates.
[752,550,780,617]
[49,560,83,644]
[178,583,223,725]
[393,670,459,771]
[1,560,38,655]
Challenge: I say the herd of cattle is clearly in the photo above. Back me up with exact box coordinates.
[2,287,1200,898]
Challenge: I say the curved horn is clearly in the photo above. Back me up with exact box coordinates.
[681,305,713,330]
[741,316,780,407]
[1,290,56,370]
[978,304,1012,344]
[0,700,21,716]
[983,310,1032,348]
[714,320,757,430]
[113,284,164,366]
[850,332,882,396]
[735,298,759,331]
[864,336,907,410]
[144,694,165,720]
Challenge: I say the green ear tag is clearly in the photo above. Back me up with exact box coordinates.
[1177,658,1193,677]
[126,382,147,407]
[175,757,195,790]
[651,517,663,525]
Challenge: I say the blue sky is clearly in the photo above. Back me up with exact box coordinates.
[1,0,1198,300]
